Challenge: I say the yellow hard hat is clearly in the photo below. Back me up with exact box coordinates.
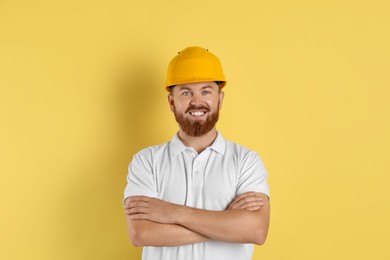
[165,46,226,91]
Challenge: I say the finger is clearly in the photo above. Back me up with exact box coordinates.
[126,201,150,209]
[128,196,151,202]
[125,197,152,208]
[235,192,256,201]
[228,193,256,209]
[236,192,262,203]
[129,213,149,220]
[245,205,261,211]
[253,193,265,199]
[231,196,263,209]
[124,197,131,208]
[125,205,149,215]
[238,200,264,210]
[125,208,144,215]
[229,198,247,210]
[231,199,264,210]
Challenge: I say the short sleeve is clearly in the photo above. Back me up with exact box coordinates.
[124,152,158,203]
[236,151,270,198]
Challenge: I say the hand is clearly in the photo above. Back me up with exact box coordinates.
[124,196,181,224]
[227,192,264,211]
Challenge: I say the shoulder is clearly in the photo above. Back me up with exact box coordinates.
[133,141,171,160]
[223,138,265,167]
[224,138,259,157]
[129,141,171,171]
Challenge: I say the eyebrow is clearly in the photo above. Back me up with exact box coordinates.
[177,87,191,92]
[200,85,214,90]
[177,85,214,91]
[175,85,216,94]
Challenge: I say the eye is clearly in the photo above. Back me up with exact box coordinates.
[182,91,191,96]
[202,90,211,95]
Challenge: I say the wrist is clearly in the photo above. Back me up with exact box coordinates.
[175,205,192,225]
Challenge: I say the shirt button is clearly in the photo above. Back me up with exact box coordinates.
[194,171,199,175]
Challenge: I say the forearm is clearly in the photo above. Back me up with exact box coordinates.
[126,194,270,245]
[126,216,209,247]
[176,207,269,245]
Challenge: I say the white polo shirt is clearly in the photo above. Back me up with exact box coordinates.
[124,132,269,260]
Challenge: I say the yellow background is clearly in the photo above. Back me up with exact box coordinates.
[1,0,389,259]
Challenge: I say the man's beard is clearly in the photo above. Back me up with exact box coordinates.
[173,103,220,137]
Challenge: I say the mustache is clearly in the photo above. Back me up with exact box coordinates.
[185,104,210,113]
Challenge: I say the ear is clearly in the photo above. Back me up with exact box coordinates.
[218,91,225,110]
[168,94,174,112]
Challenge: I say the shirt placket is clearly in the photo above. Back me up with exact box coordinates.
[193,149,210,208]
[185,148,206,208]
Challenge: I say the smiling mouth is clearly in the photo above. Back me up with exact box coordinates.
[189,111,207,117]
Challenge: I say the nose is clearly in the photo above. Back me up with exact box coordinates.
[190,92,202,106]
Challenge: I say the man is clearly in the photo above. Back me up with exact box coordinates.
[124,46,270,260]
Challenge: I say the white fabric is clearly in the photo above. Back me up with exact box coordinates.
[124,132,269,260]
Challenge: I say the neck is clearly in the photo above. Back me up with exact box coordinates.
[178,128,218,154]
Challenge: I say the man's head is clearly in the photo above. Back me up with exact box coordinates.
[165,47,226,137]
[168,81,224,137]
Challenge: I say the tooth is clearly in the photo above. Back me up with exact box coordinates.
[190,111,206,116]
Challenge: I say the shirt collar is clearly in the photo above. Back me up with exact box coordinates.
[169,131,226,156]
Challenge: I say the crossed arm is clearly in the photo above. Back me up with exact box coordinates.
[124,192,270,247]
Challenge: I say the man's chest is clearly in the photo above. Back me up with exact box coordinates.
[152,153,239,210]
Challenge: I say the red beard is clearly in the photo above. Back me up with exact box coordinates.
[173,103,220,137]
